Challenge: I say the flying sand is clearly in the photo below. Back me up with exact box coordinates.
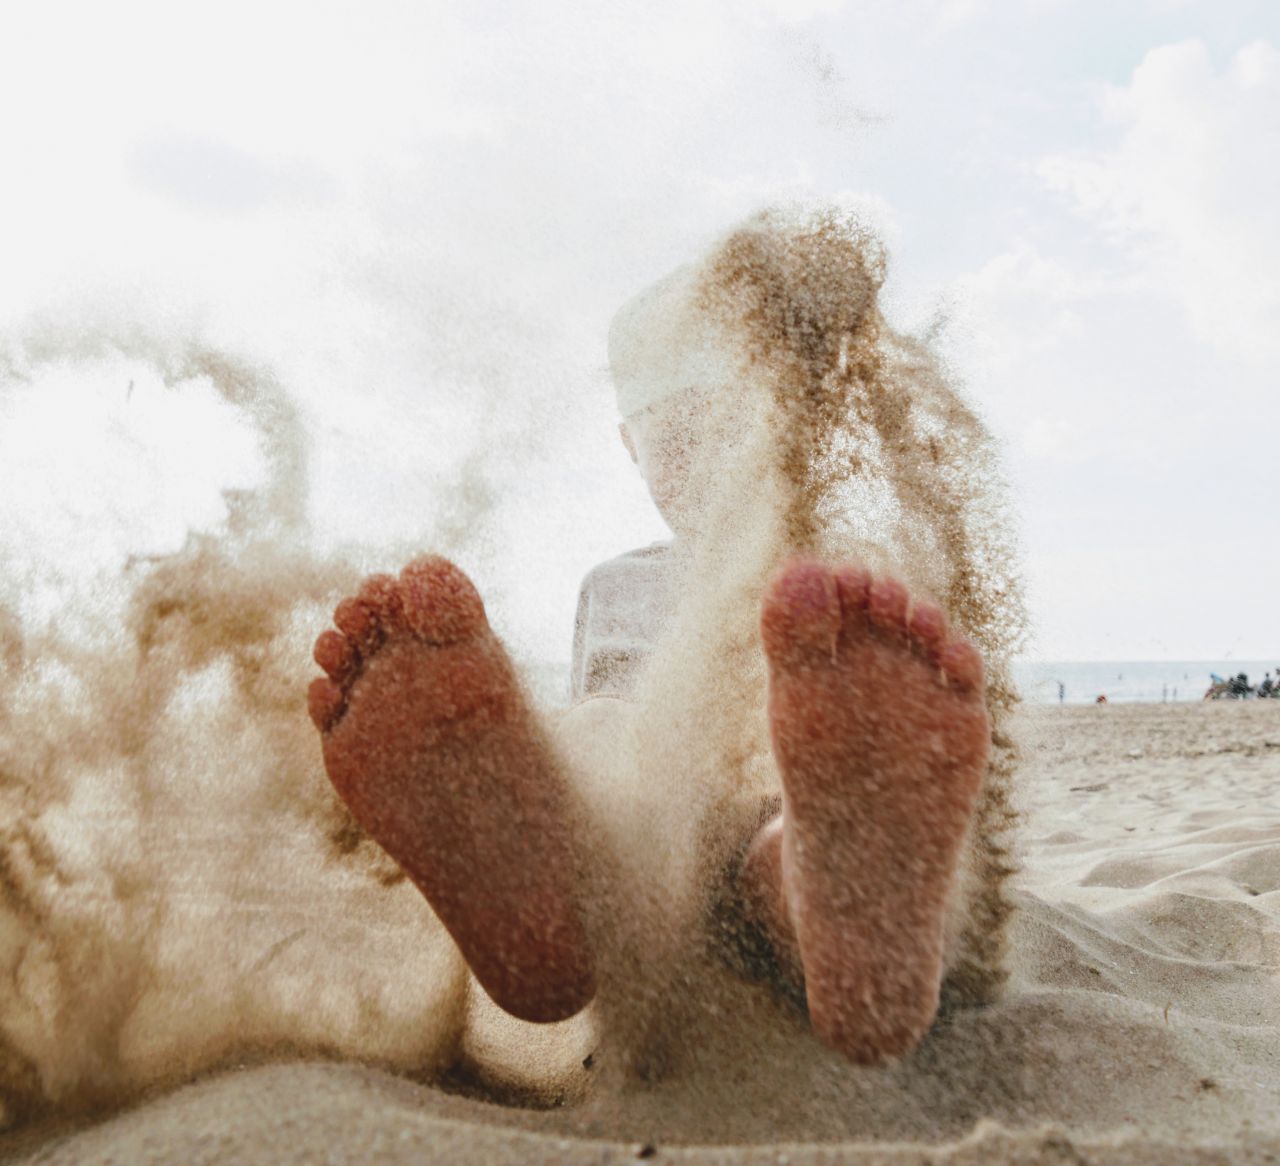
[310,209,1000,1067]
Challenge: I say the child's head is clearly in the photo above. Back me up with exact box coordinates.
[609,210,885,540]
[608,264,752,537]
[615,387,737,536]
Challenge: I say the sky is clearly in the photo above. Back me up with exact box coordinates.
[0,0,1276,665]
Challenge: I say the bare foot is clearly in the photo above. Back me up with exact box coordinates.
[309,556,595,1023]
[747,558,990,1063]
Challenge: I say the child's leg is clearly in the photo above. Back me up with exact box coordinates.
[309,556,595,1024]
[736,559,990,1064]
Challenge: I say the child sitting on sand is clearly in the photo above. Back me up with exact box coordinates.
[307,211,995,1066]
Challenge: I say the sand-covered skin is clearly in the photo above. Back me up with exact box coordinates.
[7,700,1277,1164]
[753,560,991,1061]
[312,557,596,1025]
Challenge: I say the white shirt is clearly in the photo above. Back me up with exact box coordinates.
[570,543,677,701]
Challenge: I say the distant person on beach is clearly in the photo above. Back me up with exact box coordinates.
[1260,673,1274,699]
[307,215,992,1067]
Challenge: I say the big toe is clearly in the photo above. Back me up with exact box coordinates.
[761,558,841,664]
[399,556,489,645]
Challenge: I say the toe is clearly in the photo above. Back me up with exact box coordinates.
[833,564,872,637]
[761,558,841,663]
[308,677,346,731]
[334,596,383,653]
[358,573,404,628]
[399,556,488,645]
[314,629,359,681]
[938,638,985,693]
[907,600,949,657]
[867,575,910,640]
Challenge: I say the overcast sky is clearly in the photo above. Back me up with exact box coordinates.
[1,0,1276,664]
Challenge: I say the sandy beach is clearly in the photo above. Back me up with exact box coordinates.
[2,699,1276,1164]
[2,0,1276,1157]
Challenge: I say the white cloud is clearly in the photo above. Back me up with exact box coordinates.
[932,38,1280,658]
[1037,39,1280,368]
[954,245,1103,373]
[746,0,848,22]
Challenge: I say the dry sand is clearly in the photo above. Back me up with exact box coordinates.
[3,699,1277,1165]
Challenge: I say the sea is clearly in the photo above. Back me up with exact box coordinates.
[528,659,1280,708]
[1012,660,1280,706]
